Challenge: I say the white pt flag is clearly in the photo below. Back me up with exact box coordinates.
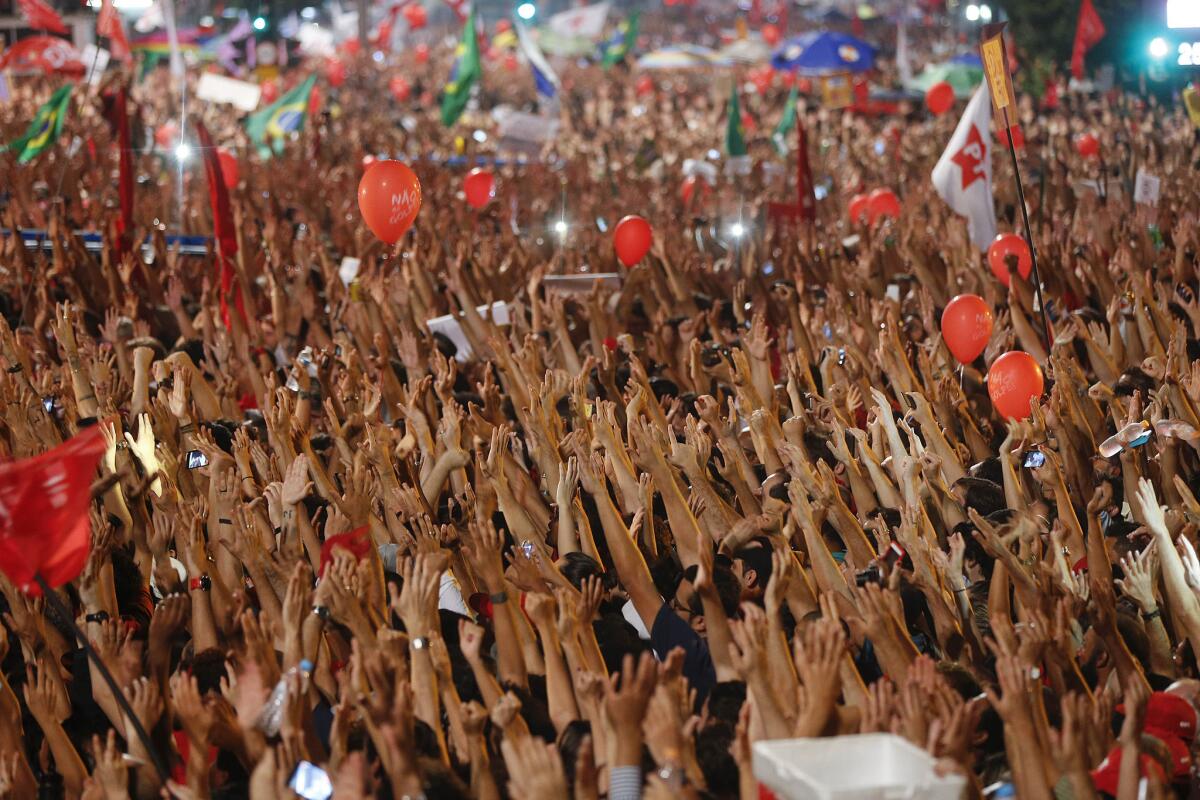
[931,84,996,251]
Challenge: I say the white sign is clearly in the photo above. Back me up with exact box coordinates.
[338,257,361,286]
[542,273,623,292]
[493,108,560,144]
[1134,169,1161,206]
[82,45,111,86]
[196,73,263,111]
[426,302,510,362]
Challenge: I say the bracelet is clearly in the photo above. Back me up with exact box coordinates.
[1143,608,1162,621]
[115,441,128,451]
[6,364,21,373]
[85,611,110,624]
[312,604,331,621]
[189,574,211,592]
[78,393,96,403]
[953,587,967,594]
[179,423,195,434]
[411,636,430,651]
[219,518,233,525]
[489,591,508,605]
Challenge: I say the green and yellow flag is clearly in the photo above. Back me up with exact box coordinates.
[772,84,799,155]
[601,10,639,69]
[441,9,481,127]
[725,84,747,158]
[5,85,72,164]
[244,74,317,157]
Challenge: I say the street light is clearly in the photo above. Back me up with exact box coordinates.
[253,16,267,30]
[1149,37,1169,59]
[517,2,536,20]
[174,142,192,162]
[964,4,980,21]
[979,4,992,21]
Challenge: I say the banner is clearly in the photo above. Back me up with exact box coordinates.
[197,73,263,111]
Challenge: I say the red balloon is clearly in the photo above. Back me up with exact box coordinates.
[988,351,1044,420]
[341,38,360,57]
[847,193,870,224]
[261,79,279,104]
[925,81,954,115]
[414,43,430,64]
[681,176,710,206]
[358,160,422,244]
[403,2,427,30]
[636,74,654,96]
[797,77,812,92]
[486,46,500,62]
[327,58,347,87]
[614,215,653,267]
[987,233,1032,286]
[154,121,177,148]
[216,149,239,189]
[464,168,495,209]
[941,294,993,365]
[866,188,901,225]
[495,19,511,33]
[503,53,519,72]
[752,69,772,94]
[389,75,411,101]
[1074,132,1100,158]
[761,23,781,46]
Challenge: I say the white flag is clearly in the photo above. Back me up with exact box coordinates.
[548,2,610,39]
[931,85,996,251]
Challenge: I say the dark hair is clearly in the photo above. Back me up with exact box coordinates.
[189,648,228,696]
[705,681,747,727]
[696,723,739,797]
[953,477,1006,517]
[559,552,607,591]
[1115,367,1155,398]
[557,720,592,786]
[734,540,774,591]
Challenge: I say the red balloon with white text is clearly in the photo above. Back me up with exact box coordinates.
[988,351,1044,420]
[941,294,993,365]
[358,161,422,244]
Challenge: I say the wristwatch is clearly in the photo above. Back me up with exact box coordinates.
[312,604,331,621]
[85,611,110,624]
[189,574,211,592]
[411,636,430,652]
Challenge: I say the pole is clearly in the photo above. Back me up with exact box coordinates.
[1002,106,1052,356]
[34,575,171,786]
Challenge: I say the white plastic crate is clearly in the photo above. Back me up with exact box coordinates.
[753,734,967,800]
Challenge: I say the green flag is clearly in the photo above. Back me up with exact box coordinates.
[772,85,799,155]
[5,85,72,164]
[725,84,747,158]
[441,9,481,127]
[601,11,639,69]
[244,74,317,157]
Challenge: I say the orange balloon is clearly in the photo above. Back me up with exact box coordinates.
[941,294,993,365]
[988,351,1044,420]
[867,188,900,225]
[987,233,1032,286]
[216,149,239,190]
[614,215,652,267]
[925,81,954,115]
[464,168,495,209]
[358,161,422,244]
[761,23,781,46]
[847,193,870,224]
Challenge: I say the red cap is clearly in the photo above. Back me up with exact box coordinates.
[468,592,494,621]
[1119,693,1198,743]
[1091,747,1166,796]
[1153,732,1192,779]
[603,336,618,352]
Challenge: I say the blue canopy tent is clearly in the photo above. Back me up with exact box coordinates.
[771,31,877,73]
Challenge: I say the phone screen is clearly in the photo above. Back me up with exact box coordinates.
[289,761,332,800]
[1022,451,1046,468]
[186,450,209,470]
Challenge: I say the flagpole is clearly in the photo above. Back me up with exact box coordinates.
[1001,106,1051,355]
[34,574,171,785]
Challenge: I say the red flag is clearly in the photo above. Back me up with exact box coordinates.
[0,36,84,74]
[195,123,244,330]
[97,0,132,62]
[768,119,816,224]
[103,87,134,256]
[0,426,106,593]
[1070,0,1105,79]
[16,0,68,34]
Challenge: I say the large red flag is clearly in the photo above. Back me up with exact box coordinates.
[97,0,132,62]
[0,426,106,593]
[1070,0,1105,79]
[195,123,244,330]
[16,0,68,34]
[102,87,134,256]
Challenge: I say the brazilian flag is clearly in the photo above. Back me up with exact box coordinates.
[772,85,799,156]
[725,84,747,158]
[244,74,317,157]
[5,85,72,164]
[441,9,481,127]
[601,11,639,69]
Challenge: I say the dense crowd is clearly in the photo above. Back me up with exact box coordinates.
[0,6,1199,799]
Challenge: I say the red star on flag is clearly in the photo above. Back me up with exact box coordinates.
[950,123,987,191]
